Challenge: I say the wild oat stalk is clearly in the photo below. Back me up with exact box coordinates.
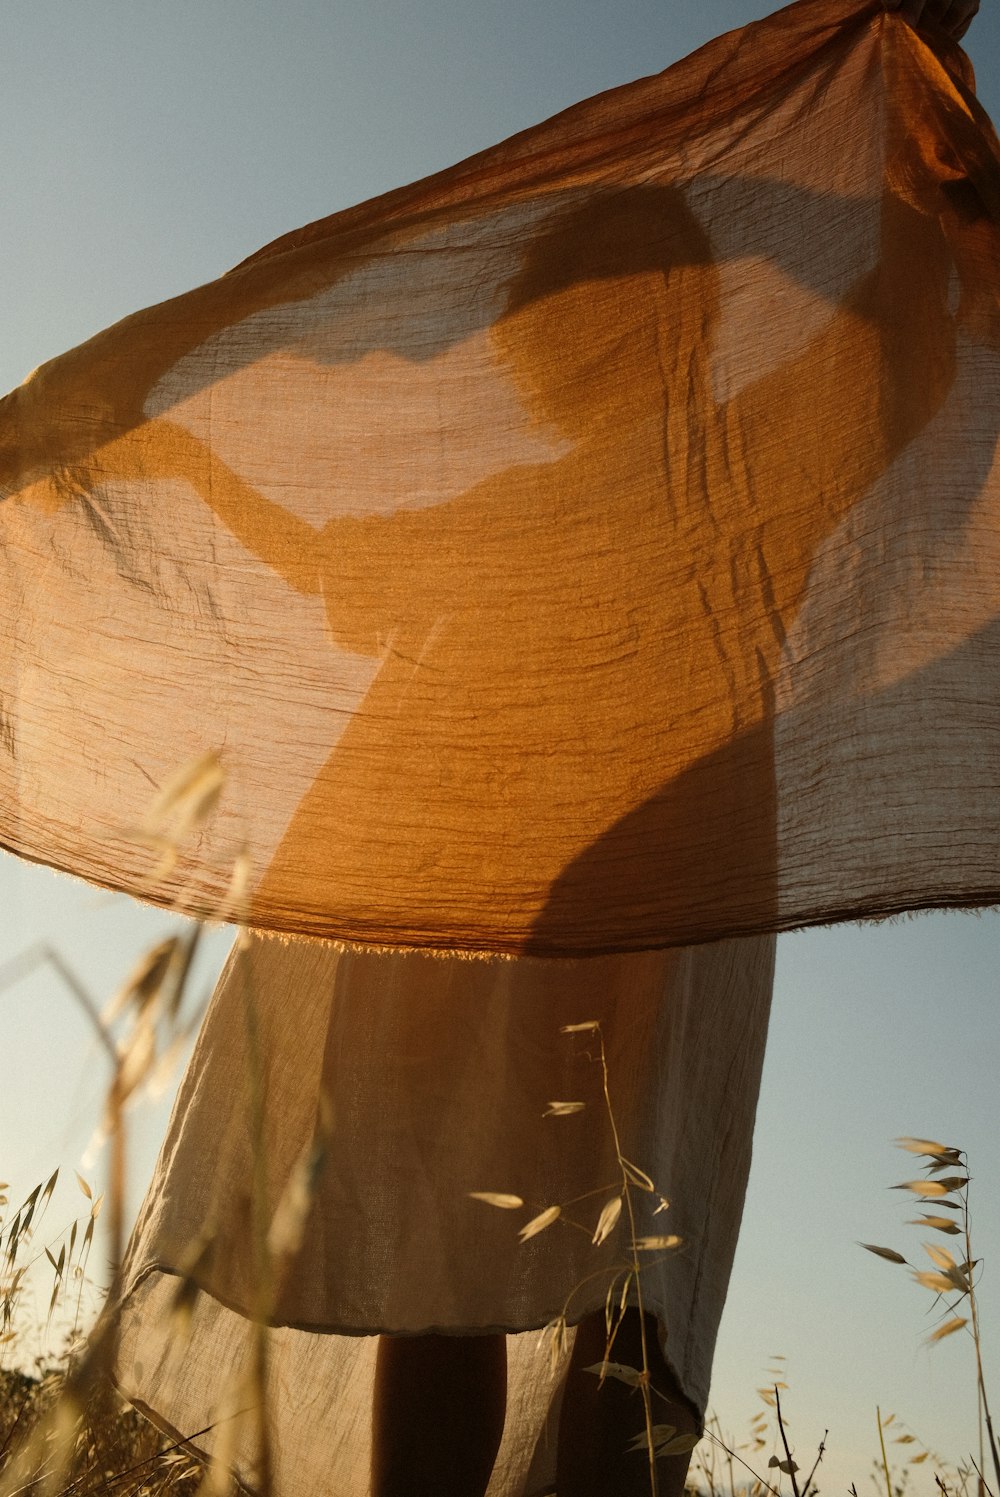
[0,749,252,1497]
[470,1016,691,1495]
[470,1018,822,1497]
[861,1137,1000,1497]
[712,1361,823,1497]
[1,745,338,1496]
[473,1017,840,1497]
[870,1408,960,1497]
[0,934,132,1497]
[586,1016,698,1497]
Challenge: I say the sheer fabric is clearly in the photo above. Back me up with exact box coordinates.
[113,930,776,1495]
[2,0,999,956]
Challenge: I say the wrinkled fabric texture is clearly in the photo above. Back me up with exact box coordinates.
[2,0,999,957]
[114,929,776,1495]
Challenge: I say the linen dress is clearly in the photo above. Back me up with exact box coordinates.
[113,926,776,1495]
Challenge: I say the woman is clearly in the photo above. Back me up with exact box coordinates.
[9,0,980,1490]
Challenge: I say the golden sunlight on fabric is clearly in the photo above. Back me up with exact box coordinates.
[0,0,998,956]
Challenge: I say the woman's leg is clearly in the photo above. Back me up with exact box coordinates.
[557,1306,700,1497]
[371,1330,507,1497]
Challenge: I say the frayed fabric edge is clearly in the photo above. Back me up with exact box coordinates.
[247,924,521,962]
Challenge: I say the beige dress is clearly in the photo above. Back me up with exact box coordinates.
[113,927,776,1495]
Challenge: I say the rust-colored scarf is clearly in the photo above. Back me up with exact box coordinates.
[2,0,998,956]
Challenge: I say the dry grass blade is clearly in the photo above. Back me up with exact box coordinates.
[0,1385,82,1497]
[559,1021,600,1034]
[638,1424,680,1445]
[632,1234,682,1252]
[860,1243,908,1264]
[661,1432,701,1456]
[877,1404,895,1497]
[126,750,226,882]
[214,843,254,925]
[621,1159,656,1192]
[928,1317,969,1343]
[627,1423,698,1455]
[543,1101,586,1117]
[909,1215,963,1234]
[141,749,225,838]
[927,1154,966,1173]
[592,1195,623,1247]
[518,1206,561,1242]
[913,1268,970,1294]
[537,1316,568,1377]
[583,1360,644,1388]
[896,1137,952,1157]
[893,1179,962,1198]
[103,937,179,1025]
[467,1192,523,1209]
[924,1243,958,1272]
[117,1018,157,1103]
[771,1384,803,1497]
[603,1271,625,1335]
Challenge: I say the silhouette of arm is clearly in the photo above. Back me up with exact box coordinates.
[96,418,323,597]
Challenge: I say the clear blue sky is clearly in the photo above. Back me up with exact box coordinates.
[0,1,998,1490]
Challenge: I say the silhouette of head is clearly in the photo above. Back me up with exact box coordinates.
[492,186,717,436]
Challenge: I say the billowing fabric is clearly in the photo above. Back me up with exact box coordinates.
[3,0,1000,957]
[113,928,776,1495]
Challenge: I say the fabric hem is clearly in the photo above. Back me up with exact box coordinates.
[117,1257,703,1371]
[116,1260,635,1343]
[110,1264,707,1488]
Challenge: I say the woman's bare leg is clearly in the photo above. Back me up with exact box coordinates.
[557,1306,700,1497]
[371,1330,507,1497]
